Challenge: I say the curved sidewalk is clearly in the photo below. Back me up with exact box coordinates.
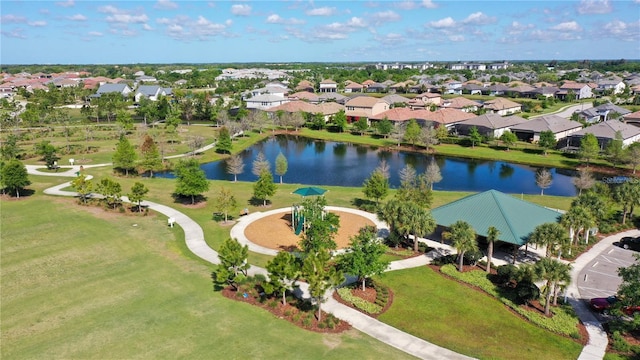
[29,165,473,360]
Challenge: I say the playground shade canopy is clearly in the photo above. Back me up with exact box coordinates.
[292,187,327,197]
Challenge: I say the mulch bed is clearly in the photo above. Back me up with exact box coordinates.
[332,284,395,318]
[220,286,351,333]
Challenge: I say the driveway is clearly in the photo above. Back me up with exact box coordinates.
[577,244,638,301]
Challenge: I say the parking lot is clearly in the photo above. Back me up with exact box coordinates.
[577,244,638,301]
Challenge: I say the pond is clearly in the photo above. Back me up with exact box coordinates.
[164,135,592,196]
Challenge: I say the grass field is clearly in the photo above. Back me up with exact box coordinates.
[0,196,414,359]
[376,267,583,360]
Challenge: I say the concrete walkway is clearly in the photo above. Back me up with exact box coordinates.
[27,163,619,360]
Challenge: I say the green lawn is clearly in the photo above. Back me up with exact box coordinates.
[376,267,583,360]
[0,196,413,360]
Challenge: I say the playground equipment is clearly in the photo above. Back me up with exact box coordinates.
[292,205,305,235]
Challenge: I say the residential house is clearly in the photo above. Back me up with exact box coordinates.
[245,94,290,110]
[440,97,481,113]
[319,79,338,93]
[318,93,347,104]
[576,102,631,123]
[486,84,510,96]
[462,83,484,95]
[288,91,319,103]
[525,86,559,99]
[382,94,411,107]
[596,78,625,95]
[455,113,527,138]
[622,110,640,128]
[246,85,289,99]
[93,83,133,98]
[366,82,388,93]
[368,108,434,126]
[414,92,442,107]
[557,81,594,100]
[422,108,476,129]
[388,81,414,94]
[344,81,364,93]
[344,96,389,123]
[569,120,640,148]
[510,115,583,145]
[448,63,486,71]
[441,80,463,95]
[135,85,171,102]
[136,75,157,83]
[294,80,315,93]
[483,98,522,115]
[265,101,344,123]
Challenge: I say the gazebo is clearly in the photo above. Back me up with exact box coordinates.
[431,190,563,260]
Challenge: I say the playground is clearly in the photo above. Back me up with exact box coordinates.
[243,209,375,251]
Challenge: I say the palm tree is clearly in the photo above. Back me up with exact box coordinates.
[529,222,568,258]
[379,199,435,252]
[486,226,500,273]
[560,205,595,253]
[443,221,477,272]
[535,257,572,316]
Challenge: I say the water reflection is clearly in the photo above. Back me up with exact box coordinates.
[159,135,597,196]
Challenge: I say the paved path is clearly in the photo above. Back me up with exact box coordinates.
[27,162,624,360]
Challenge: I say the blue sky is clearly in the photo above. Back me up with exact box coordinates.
[1,0,639,64]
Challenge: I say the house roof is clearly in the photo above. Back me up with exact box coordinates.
[136,85,162,97]
[96,83,130,94]
[265,100,316,113]
[511,115,582,133]
[246,94,288,102]
[345,96,388,108]
[559,81,591,90]
[318,93,347,102]
[457,113,527,129]
[345,81,363,89]
[483,97,522,111]
[623,110,640,121]
[316,102,345,115]
[572,120,640,140]
[431,189,562,246]
[288,91,319,102]
[382,94,410,104]
[320,79,337,84]
[369,108,433,122]
[424,108,476,125]
[442,97,481,109]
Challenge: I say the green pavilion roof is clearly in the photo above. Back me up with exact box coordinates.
[431,190,562,246]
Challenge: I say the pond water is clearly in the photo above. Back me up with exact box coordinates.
[163,135,592,196]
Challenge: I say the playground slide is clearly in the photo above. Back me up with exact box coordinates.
[294,215,304,235]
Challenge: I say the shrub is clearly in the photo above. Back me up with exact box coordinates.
[496,264,518,284]
[515,280,540,305]
[611,331,631,353]
[337,287,382,314]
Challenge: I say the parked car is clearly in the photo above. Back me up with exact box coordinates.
[590,296,640,316]
[619,236,640,251]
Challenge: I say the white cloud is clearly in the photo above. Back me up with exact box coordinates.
[462,12,496,25]
[370,10,401,25]
[395,1,418,10]
[577,0,612,14]
[158,15,229,41]
[98,5,119,14]
[231,4,251,16]
[1,14,27,23]
[306,7,336,16]
[88,31,103,37]
[506,21,535,35]
[143,23,153,31]
[448,34,464,42]
[600,19,640,42]
[28,21,47,27]
[550,21,582,31]
[225,19,233,26]
[347,17,367,28]
[266,14,305,25]
[67,14,87,21]
[421,0,438,9]
[107,13,149,24]
[428,17,455,28]
[155,0,178,10]
[1,28,27,39]
[55,0,74,8]
[302,17,367,42]
[374,32,404,44]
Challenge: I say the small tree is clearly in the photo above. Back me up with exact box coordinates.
[211,238,249,291]
[0,159,30,198]
[529,222,569,258]
[263,251,299,305]
[538,130,557,156]
[113,135,137,176]
[337,226,389,291]
[71,174,93,204]
[96,177,122,209]
[128,182,148,212]
[353,117,369,135]
[535,168,553,195]
[617,254,640,322]
[486,226,500,273]
[535,257,572,316]
[572,168,595,195]
[403,119,421,148]
[253,168,276,206]
[625,142,640,174]
[226,154,244,182]
[216,126,233,154]
[443,220,477,272]
[376,118,393,138]
[499,130,518,151]
[275,152,288,184]
[605,131,626,165]
[35,140,59,169]
[299,196,340,253]
[579,133,600,167]
[1,134,20,160]
[116,109,134,131]
[424,159,442,191]
[333,110,347,133]
[362,169,389,205]
[139,135,162,177]
[213,186,238,223]
[174,159,210,204]
[302,250,344,322]
[468,126,482,148]
[421,126,439,153]
[252,151,270,177]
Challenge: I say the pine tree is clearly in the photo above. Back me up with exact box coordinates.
[226,154,244,182]
[139,135,162,177]
[113,135,137,175]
